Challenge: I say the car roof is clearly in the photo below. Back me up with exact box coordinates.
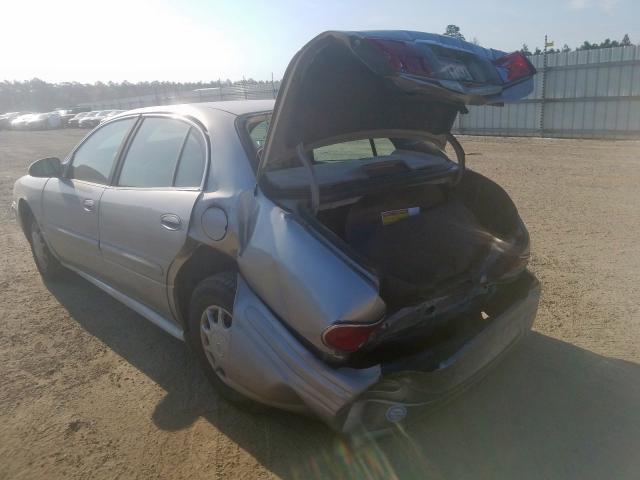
[124,99,275,117]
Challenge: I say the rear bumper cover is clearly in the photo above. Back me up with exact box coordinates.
[228,274,539,434]
[339,277,540,434]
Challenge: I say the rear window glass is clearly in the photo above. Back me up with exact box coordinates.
[313,138,395,162]
[249,119,269,149]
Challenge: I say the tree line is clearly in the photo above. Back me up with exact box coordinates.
[442,24,635,56]
[520,34,633,56]
[0,78,273,113]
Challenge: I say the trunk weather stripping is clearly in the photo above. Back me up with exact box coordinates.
[295,143,320,214]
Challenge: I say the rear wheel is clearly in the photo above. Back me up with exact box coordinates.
[29,219,63,280]
[187,272,263,410]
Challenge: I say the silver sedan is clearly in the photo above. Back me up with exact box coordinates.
[12,30,539,436]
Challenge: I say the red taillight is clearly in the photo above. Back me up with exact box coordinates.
[322,322,381,353]
[366,38,432,76]
[492,51,536,83]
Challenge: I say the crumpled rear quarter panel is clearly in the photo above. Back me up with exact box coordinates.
[227,276,381,419]
[237,191,385,355]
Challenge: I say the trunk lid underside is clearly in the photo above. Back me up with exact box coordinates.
[259,30,535,174]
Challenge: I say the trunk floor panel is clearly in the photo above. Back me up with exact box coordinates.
[344,194,492,306]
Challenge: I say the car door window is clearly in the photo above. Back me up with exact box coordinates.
[118,118,190,188]
[69,118,135,184]
[174,130,206,188]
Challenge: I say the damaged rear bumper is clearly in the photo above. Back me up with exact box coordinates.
[338,276,540,435]
[229,273,539,435]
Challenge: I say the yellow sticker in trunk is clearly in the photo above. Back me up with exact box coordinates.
[381,207,421,226]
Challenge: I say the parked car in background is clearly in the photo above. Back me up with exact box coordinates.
[12,31,539,437]
[68,111,93,128]
[54,107,91,127]
[0,112,30,130]
[99,110,126,124]
[25,112,62,130]
[79,110,115,128]
[10,113,37,129]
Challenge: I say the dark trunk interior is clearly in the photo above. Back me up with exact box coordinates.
[315,169,527,308]
[311,168,531,366]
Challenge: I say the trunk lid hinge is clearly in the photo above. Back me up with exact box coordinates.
[296,142,320,214]
[445,133,466,185]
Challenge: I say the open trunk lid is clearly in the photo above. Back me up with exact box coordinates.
[259,30,536,175]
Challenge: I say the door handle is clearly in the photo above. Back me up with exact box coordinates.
[160,213,182,231]
[82,198,95,211]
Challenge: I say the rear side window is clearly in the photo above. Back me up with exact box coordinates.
[69,118,135,184]
[174,130,206,187]
[249,119,269,149]
[118,118,189,188]
[313,138,395,162]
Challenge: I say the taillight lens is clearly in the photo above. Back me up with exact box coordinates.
[366,38,432,76]
[322,322,381,353]
[492,52,536,83]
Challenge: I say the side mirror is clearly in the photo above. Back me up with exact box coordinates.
[28,157,62,178]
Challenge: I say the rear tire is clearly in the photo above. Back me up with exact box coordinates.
[29,219,64,280]
[186,272,264,410]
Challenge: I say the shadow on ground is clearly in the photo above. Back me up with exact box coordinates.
[46,273,640,480]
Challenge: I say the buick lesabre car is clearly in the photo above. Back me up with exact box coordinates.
[12,30,539,435]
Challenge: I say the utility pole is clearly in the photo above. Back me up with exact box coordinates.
[540,34,554,136]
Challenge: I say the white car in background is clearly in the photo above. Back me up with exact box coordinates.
[0,112,30,129]
[10,113,36,129]
[68,111,93,128]
[99,110,126,124]
[79,110,116,128]
[25,112,62,130]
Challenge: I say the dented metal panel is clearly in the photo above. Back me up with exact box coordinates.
[237,190,385,356]
[225,276,381,419]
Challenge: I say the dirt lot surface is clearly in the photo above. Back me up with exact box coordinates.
[1,130,639,479]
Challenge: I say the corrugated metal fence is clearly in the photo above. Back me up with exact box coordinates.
[454,45,640,139]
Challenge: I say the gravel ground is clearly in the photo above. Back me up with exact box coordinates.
[1,130,639,479]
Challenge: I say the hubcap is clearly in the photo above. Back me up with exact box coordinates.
[31,226,49,270]
[200,305,233,374]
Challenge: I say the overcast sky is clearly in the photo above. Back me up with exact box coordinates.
[2,0,638,83]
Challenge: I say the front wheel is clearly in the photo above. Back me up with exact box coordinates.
[29,219,64,280]
[186,272,263,410]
